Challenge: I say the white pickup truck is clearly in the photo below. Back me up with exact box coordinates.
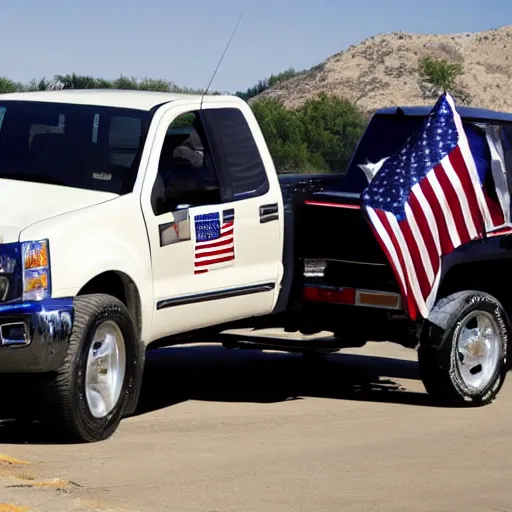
[1,90,508,444]
[0,89,310,442]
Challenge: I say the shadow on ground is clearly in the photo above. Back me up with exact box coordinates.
[0,344,434,444]
[133,345,432,416]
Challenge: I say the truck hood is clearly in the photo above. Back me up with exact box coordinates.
[0,179,119,243]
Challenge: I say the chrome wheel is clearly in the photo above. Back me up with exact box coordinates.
[85,320,126,419]
[455,311,502,392]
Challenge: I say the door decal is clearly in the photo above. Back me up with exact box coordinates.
[194,209,235,274]
[159,209,191,247]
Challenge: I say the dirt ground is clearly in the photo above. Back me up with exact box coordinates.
[1,341,512,512]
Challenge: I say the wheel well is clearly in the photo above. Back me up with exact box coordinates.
[77,271,142,338]
[439,259,512,312]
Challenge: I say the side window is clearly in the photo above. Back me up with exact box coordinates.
[201,108,269,200]
[151,111,221,216]
[108,116,142,168]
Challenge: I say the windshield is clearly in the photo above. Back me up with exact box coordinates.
[0,100,152,194]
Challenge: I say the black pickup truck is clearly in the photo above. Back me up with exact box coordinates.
[294,105,512,408]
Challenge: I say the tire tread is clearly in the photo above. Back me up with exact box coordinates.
[42,293,135,442]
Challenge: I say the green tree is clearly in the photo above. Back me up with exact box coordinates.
[298,93,366,173]
[251,94,365,174]
[137,78,174,92]
[54,73,112,89]
[418,57,464,92]
[236,67,300,101]
[267,68,301,88]
[0,77,21,93]
[251,97,319,172]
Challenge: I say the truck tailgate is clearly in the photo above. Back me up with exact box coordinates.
[298,191,400,293]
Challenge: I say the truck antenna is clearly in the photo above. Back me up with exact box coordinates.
[200,13,243,109]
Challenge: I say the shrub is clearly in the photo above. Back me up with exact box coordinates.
[419,56,464,92]
[235,68,301,101]
[251,94,365,173]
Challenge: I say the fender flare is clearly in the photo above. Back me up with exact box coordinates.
[426,290,482,331]
[427,290,511,330]
[425,290,511,358]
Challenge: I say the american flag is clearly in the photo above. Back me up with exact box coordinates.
[194,209,235,274]
[361,92,506,320]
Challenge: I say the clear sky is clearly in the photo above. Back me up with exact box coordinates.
[1,0,510,93]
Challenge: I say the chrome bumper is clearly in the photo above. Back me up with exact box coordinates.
[0,298,73,373]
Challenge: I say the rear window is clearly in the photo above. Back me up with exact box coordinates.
[342,114,426,193]
[0,100,151,194]
[342,114,504,193]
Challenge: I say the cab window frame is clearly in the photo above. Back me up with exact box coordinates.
[150,109,229,216]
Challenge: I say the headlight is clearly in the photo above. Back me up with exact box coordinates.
[22,239,51,301]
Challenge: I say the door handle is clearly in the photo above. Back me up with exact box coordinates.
[259,203,279,223]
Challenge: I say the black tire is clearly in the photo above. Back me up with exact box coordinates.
[418,291,510,407]
[40,293,139,442]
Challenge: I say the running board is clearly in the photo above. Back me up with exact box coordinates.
[217,332,364,352]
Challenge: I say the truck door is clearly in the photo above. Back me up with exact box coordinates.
[140,100,284,342]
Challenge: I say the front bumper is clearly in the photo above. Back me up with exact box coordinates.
[0,298,73,373]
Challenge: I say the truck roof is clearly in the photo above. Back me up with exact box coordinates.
[0,89,242,111]
[375,105,512,123]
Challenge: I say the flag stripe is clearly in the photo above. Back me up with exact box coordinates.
[366,207,409,304]
[376,209,418,319]
[484,189,506,227]
[195,247,234,260]
[448,147,483,236]
[410,185,442,260]
[196,242,234,256]
[408,192,440,277]
[195,254,235,268]
[425,267,442,313]
[433,163,471,245]
[427,172,462,248]
[196,235,234,251]
[441,155,478,239]
[387,212,428,318]
[400,208,432,299]
[404,203,435,284]
[420,176,455,254]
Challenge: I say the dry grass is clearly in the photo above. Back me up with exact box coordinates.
[0,455,29,467]
[0,505,29,512]
[257,25,512,112]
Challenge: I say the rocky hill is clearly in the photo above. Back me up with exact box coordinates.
[256,25,512,113]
